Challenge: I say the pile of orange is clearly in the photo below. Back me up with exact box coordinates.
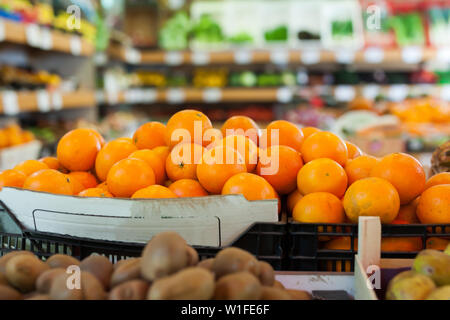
[0,109,448,235]
[0,124,35,149]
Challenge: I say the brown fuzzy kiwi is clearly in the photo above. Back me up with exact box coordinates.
[46,254,80,269]
[49,271,106,300]
[0,271,8,286]
[114,258,137,270]
[36,268,66,294]
[0,251,33,273]
[141,232,189,282]
[81,272,107,300]
[213,272,262,300]
[110,258,142,288]
[186,246,199,266]
[197,258,215,271]
[273,280,285,289]
[212,248,260,278]
[26,294,50,300]
[260,287,292,300]
[5,254,50,293]
[258,261,275,286]
[148,267,215,300]
[109,280,149,300]
[80,255,113,290]
[286,289,312,300]
[0,284,23,300]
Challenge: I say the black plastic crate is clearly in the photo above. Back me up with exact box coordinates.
[287,222,450,272]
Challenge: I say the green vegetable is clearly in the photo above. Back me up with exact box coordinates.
[389,13,425,46]
[281,72,296,86]
[331,20,353,39]
[159,11,191,50]
[191,14,224,43]
[228,32,253,44]
[239,72,257,87]
[264,25,288,42]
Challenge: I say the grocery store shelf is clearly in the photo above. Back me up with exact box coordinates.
[0,18,94,56]
[0,89,96,115]
[108,43,446,66]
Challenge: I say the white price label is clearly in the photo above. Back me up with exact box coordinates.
[202,88,222,103]
[125,48,141,64]
[124,89,142,103]
[2,91,19,115]
[437,47,450,63]
[388,85,409,101]
[142,89,157,103]
[301,50,320,65]
[0,20,5,42]
[164,51,183,66]
[334,50,355,64]
[362,85,381,100]
[276,87,293,103]
[191,51,210,65]
[270,50,289,65]
[95,91,105,104]
[26,24,41,48]
[107,91,119,105]
[440,85,450,101]
[70,36,82,56]
[40,28,53,50]
[52,92,63,110]
[36,90,51,112]
[234,50,252,64]
[401,46,423,64]
[364,47,384,63]
[334,85,356,102]
[166,89,185,104]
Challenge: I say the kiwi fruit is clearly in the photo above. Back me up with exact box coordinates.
[148,267,215,300]
[80,272,107,300]
[286,289,312,300]
[0,271,8,286]
[212,248,260,278]
[0,251,33,273]
[260,287,292,300]
[258,261,275,286]
[114,258,137,270]
[26,294,50,300]
[197,258,215,271]
[141,232,189,281]
[0,284,23,300]
[5,254,50,293]
[46,254,80,269]
[109,280,149,300]
[186,246,199,266]
[214,272,262,300]
[80,254,113,290]
[110,258,142,288]
[273,280,285,289]
[36,268,66,294]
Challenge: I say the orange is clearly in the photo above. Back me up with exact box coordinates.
[97,181,109,192]
[57,128,103,172]
[381,238,422,252]
[218,135,258,172]
[133,122,166,150]
[196,146,247,194]
[14,160,49,177]
[323,237,358,251]
[221,116,260,146]
[39,157,64,171]
[78,188,113,198]
[168,179,208,198]
[95,138,138,181]
[106,158,155,198]
[68,172,98,190]
[257,145,304,195]
[345,141,363,159]
[165,109,213,148]
[166,143,204,181]
[131,185,177,199]
[345,155,379,185]
[297,158,348,198]
[343,177,400,224]
[23,169,73,195]
[129,149,166,185]
[222,173,279,210]
[204,128,223,150]
[426,237,449,251]
[394,197,420,224]
[65,174,85,195]
[0,169,27,188]
[416,184,450,224]
[287,189,303,214]
[301,127,321,139]
[425,172,450,191]
[370,153,426,205]
[300,131,348,166]
[292,192,345,224]
[153,146,170,164]
[261,120,304,152]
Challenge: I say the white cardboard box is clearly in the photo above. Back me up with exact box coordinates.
[0,140,42,171]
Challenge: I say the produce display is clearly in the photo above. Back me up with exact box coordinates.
[0,66,62,90]
[0,124,35,149]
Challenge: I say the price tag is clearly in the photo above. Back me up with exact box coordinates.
[362,85,381,100]
[36,90,51,112]
[95,91,105,104]
[70,36,82,56]
[234,50,252,64]
[164,51,183,66]
[26,24,41,48]
[334,85,356,102]
[364,47,384,63]
[0,20,5,42]
[166,89,185,104]
[125,48,141,64]
[441,85,450,101]
[270,50,289,65]
[388,85,409,101]
[124,89,142,103]
[202,88,222,103]
[276,87,293,103]
[191,51,210,65]
[334,50,355,64]
[2,91,19,115]
[142,89,157,103]
[401,46,423,64]
[107,91,119,105]
[52,92,63,110]
[40,28,53,50]
[301,50,320,65]
[437,47,450,63]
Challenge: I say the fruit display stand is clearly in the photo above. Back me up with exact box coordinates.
[0,140,41,171]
